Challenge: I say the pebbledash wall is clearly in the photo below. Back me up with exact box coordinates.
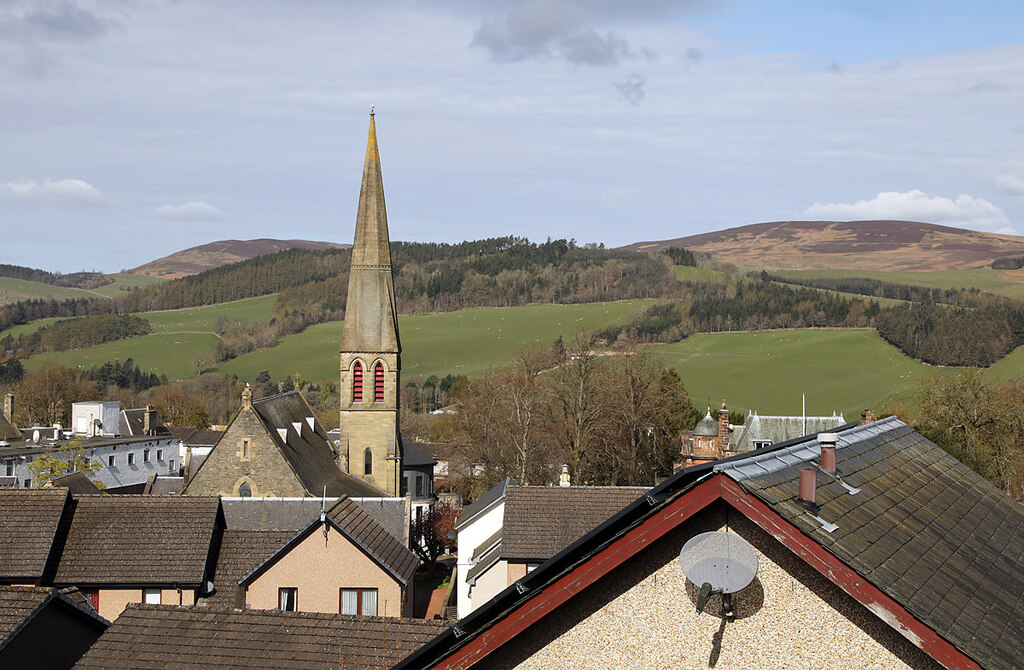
[244,524,410,618]
[93,588,195,622]
[474,503,940,670]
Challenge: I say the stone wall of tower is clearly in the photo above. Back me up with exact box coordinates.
[339,351,401,496]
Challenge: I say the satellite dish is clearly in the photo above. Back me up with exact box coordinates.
[32,430,40,444]
[678,532,758,617]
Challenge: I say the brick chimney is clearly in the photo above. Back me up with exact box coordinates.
[860,408,874,425]
[2,394,12,422]
[717,400,730,456]
[144,404,156,435]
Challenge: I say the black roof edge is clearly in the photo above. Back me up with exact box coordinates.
[0,587,109,653]
[393,426,850,670]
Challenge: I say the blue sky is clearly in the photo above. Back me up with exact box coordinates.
[1,0,1022,272]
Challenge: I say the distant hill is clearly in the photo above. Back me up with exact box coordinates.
[129,239,351,278]
[623,220,1024,271]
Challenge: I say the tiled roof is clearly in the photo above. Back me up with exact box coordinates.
[0,488,70,580]
[252,392,386,497]
[327,497,419,584]
[716,417,1024,670]
[0,586,107,648]
[183,429,223,447]
[455,477,514,530]
[205,530,294,608]
[731,412,846,452]
[54,495,221,586]
[351,497,408,545]
[144,475,184,495]
[222,496,408,545]
[74,605,448,670]
[118,408,168,436]
[402,439,437,467]
[51,471,102,494]
[502,486,648,561]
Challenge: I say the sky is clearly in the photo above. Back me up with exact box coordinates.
[1,0,1023,273]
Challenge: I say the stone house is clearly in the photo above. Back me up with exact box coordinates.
[184,388,386,499]
[0,586,108,670]
[396,417,1024,669]
[74,604,448,670]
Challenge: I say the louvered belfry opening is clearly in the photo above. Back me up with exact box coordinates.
[352,361,363,403]
[374,363,384,403]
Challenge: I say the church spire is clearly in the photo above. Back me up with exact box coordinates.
[340,109,401,354]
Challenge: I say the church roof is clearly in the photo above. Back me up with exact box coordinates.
[339,111,401,355]
[251,392,386,498]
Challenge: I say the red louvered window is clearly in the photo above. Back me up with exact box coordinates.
[352,362,363,403]
[374,363,385,403]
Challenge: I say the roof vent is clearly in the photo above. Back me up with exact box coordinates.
[292,421,303,436]
[798,467,838,533]
[306,416,316,430]
[817,433,838,474]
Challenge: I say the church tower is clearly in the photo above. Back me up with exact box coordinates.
[339,110,403,496]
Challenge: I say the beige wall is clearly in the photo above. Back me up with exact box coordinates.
[245,524,409,617]
[506,561,527,587]
[470,559,509,613]
[475,504,940,670]
[95,587,195,621]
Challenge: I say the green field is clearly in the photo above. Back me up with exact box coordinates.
[143,295,277,333]
[0,277,97,303]
[87,273,166,298]
[24,333,220,380]
[770,268,1024,300]
[219,301,654,382]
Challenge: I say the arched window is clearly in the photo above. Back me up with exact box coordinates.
[352,361,363,403]
[363,448,373,476]
[374,362,385,403]
[238,482,252,497]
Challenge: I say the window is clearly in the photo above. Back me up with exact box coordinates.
[22,479,30,488]
[415,474,424,498]
[143,588,161,605]
[4,462,12,477]
[352,361,363,403]
[373,363,385,403]
[238,482,252,497]
[363,449,373,476]
[127,452,135,465]
[168,460,175,473]
[83,588,99,610]
[156,449,163,461]
[108,455,115,467]
[340,588,377,616]
[143,448,150,463]
[242,439,250,459]
[279,587,298,611]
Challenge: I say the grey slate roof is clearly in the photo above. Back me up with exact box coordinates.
[0,488,70,581]
[221,496,408,545]
[73,605,448,670]
[0,586,108,649]
[54,495,222,586]
[731,412,846,452]
[252,392,386,497]
[206,530,294,608]
[182,429,223,447]
[50,472,102,494]
[693,408,718,436]
[716,417,1024,670]
[502,486,648,561]
[455,477,514,530]
[118,408,168,436]
[402,439,437,467]
[0,410,19,442]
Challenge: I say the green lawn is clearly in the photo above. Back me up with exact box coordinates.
[218,300,653,383]
[23,333,220,380]
[770,268,1024,300]
[143,295,277,333]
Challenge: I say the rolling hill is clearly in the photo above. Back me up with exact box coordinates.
[624,220,1024,271]
[129,238,351,278]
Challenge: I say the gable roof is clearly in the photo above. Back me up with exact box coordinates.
[54,495,222,586]
[205,530,295,608]
[396,418,1024,670]
[502,486,648,561]
[182,428,222,447]
[50,471,102,494]
[455,477,514,530]
[221,496,408,545]
[403,438,437,467]
[0,410,19,442]
[251,391,386,497]
[0,586,108,652]
[0,488,71,582]
[241,496,419,587]
[118,408,168,436]
[731,412,846,451]
[73,605,448,670]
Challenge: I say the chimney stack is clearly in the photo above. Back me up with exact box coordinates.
[818,433,838,474]
[2,394,12,422]
[242,384,253,410]
[717,400,730,456]
[144,404,155,435]
[559,464,570,487]
[798,468,817,509]
[860,408,874,425]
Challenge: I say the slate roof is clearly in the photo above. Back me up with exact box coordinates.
[351,496,408,546]
[252,392,386,497]
[716,417,1024,670]
[693,408,718,436]
[118,408,168,436]
[143,475,184,495]
[0,410,19,442]
[0,488,70,581]
[205,530,294,608]
[222,496,408,545]
[73,605,448,670]
[183,429,223,447]
[54,495,222,586]
[730,412,846,452]
[455,477,514,530]
[402,439,437,467]
[50,471,102,494]
[502,486,648,561]
[0,586,108,649]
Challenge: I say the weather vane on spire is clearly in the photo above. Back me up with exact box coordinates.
[370,104,375,116]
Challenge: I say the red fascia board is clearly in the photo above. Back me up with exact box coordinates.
[437,476,721,670]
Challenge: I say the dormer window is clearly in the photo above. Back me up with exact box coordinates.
[352,362,363,403]
[364,448,373,476]
[374,363,384,403]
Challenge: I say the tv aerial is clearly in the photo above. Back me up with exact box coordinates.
[678,532,758,618]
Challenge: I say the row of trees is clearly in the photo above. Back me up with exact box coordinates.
[0,263,111,289]
[441,334,700,497]
[1,313,151,359]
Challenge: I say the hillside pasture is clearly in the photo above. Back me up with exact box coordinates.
[769,267,1024,300]
[23,333,219,381]
[0,277,97,304]
[87,273,166,297]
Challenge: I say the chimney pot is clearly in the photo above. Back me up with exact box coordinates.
[242,384,253,410]
[818,432,838,474]
[559,464,570,487]
[860,408,874,424]
[799,468,817,505]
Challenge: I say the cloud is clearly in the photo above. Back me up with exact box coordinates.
[803,190,1013,233]
[0,1,117,43]
[995,172,1024,196]
[470,0,645,66]
[151,201,227,221]
[614,73,644,104]
[0,178,109,205]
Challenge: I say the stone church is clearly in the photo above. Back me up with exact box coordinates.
[186,112,403,498]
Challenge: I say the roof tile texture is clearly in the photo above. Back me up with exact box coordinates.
[74,605,447,670]
[328,497,419,583]
[502,486,648,561]
[0,488,68,579]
